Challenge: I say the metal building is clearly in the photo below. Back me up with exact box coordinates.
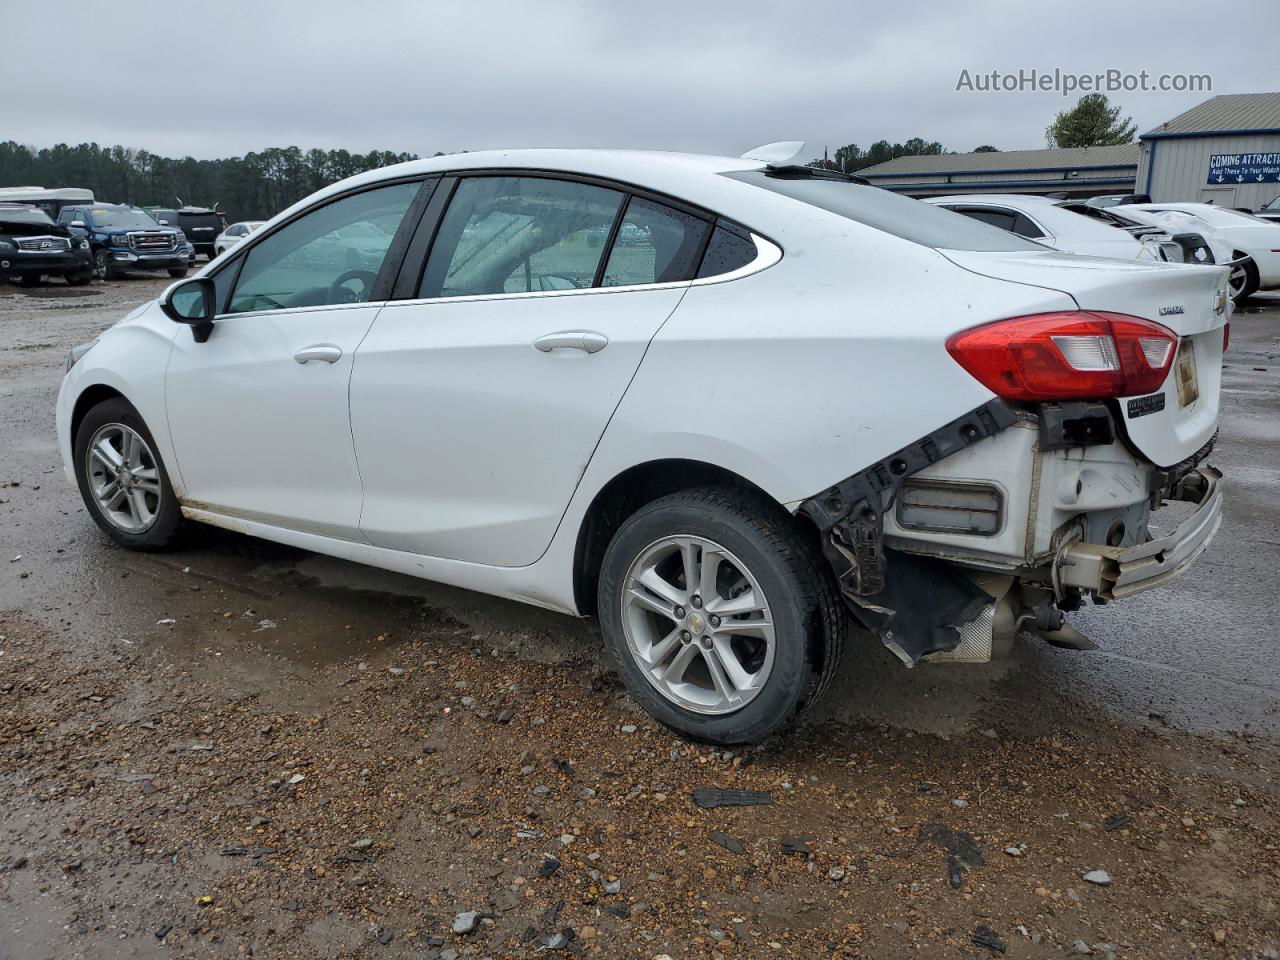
[1137,92,1280,209]
[858,144,1138,198]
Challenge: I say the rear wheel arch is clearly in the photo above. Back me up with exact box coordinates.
[572,458,817,618]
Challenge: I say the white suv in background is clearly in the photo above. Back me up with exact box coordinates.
[57,147,1227,744]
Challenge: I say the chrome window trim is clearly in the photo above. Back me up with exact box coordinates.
[380,234,782,311]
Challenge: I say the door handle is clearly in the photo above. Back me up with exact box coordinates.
[293,343,343,364]
[532,331,609,354]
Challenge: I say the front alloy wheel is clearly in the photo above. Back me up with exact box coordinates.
[92,249,110,280]
[85,423,164,534]
[73,397,182,549]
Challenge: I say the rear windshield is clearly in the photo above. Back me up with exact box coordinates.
[726,171,1043,252]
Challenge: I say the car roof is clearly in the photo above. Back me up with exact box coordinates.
[926,194,1059,206]
[279,149,770,224]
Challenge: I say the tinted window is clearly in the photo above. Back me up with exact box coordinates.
[420,176,623,298]
[227,181,417,315]
[1012,213,1046,239]
[696,226,757,278]
[600,198,709,287]
[955,207,1018,233]
[727,172,1042,252]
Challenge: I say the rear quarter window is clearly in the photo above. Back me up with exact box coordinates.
[727,171,1044,252]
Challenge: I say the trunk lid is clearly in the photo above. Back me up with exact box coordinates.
[942,249,1230,467]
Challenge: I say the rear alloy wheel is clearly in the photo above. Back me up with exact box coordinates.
[73,398,182,549]
[598,487,844,744]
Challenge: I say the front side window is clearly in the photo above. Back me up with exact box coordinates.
[227,181,417,315]
[600,198,710,287]
[420,176,623,298]
[956,207,1018,233]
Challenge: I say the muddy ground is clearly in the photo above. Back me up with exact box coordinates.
[1,274,1279,960]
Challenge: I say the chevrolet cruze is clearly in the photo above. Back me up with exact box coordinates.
[57,144,1228,744]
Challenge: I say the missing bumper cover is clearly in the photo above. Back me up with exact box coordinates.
[799,399,1019,664]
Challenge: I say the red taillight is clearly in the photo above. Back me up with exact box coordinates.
[945,311,1178,402]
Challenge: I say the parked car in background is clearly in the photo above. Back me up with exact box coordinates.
[55,204,192,280]
[1117,202,1280,299]
[0,203,93,286]
[1254,196,1280,225]
[57,148,1228,744]
[1083,193,1151,209]
[159,206,227,260]
[925,194,1165,261]
[0,186,95,221]
[1066,202,1253,303]
[213,220,266,256]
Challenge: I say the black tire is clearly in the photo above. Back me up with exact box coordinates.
[92,249,115,281]
[1234,256,1260,304]
[73,397,183,550]
[598,487,845,745]
[167,267,189,278]
[66,271,93,287]
[17,274,42,287]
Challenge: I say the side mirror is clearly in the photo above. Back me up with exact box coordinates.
[157,218,170,225]
[70,220,86,229]
[160,276,217,342]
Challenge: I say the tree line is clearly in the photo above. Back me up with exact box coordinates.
[808,95,1135,173]
[0,142,421,221]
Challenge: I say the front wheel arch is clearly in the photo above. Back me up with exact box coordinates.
[70,384,128,451]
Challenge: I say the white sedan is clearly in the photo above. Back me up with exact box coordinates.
[1116,202,1280,298]
[56,147,1227,744]
[925,194,1163,261]
[213,220,265,256]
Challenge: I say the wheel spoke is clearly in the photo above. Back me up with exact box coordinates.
[715,618,773,639]
[710,636,756,693]
[92,438,123,471]
[626,586,676,620]
[702,644,742,706]
[680,538,700,594]
[706,588,764,617]
[128,488,152,525]
[98,480,123,508]
[660,642,699,685]
[698,547,723,602]
[133,467,162,494]
[634,564,686,608]
[641,626,682,669]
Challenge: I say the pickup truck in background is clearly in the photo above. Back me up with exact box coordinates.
[56,204,193,280]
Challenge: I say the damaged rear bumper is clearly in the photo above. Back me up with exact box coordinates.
[1056,465,1223,600]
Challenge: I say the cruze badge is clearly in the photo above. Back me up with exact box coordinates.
[1158,305,1185,316]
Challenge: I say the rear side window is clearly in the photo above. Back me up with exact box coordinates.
[421,176,623,298]
[600,198,710,287]
[696,226,757,278]
[727,171,1043,252]
[954,207,1018,233]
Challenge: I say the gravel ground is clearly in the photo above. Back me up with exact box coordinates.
[1,274,1279,959]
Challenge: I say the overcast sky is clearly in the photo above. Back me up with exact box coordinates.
[4,0,1277,161]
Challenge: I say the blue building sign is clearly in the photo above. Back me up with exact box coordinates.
[1207,153,1280,185]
